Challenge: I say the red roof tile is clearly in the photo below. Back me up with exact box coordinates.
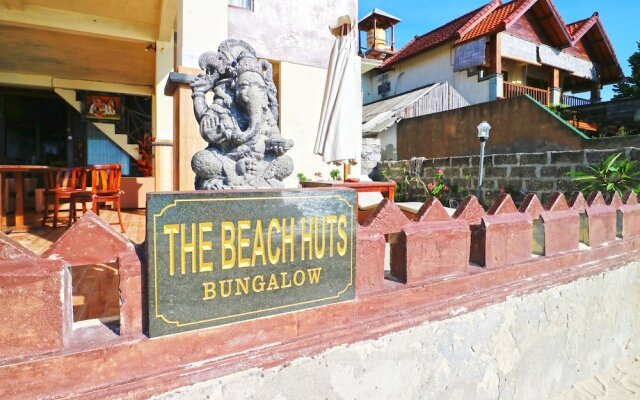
[379,0,621,81]
[456,1,520,44]
[566,14,622,82]
[380,1,498,70]
[566,13,598,43]
[566,18,591,37]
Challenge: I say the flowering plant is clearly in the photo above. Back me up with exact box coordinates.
[426,169,450,200]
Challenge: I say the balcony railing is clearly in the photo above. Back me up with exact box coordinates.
[503,82,549,105]
[561,94,592,108]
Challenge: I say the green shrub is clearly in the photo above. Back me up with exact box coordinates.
[566,152,640,195]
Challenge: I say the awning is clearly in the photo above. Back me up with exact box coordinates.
[362,82,469,135]
[453,38,487,72]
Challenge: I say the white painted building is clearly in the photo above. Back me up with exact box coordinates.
[0,0,358,195]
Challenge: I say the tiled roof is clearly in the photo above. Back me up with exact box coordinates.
[380,1,496,70]
[565,13,622,82]
[566,13,598,43]
[566,18,591,37]
[379,0,621,81]
[456,1,520,44]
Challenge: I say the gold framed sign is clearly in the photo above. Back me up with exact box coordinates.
[146,188,356,337]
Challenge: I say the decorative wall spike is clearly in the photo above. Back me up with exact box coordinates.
[519,193,545,220]
[0,233,38,261]
[43,211,134,266]
[451,195,485,225]
[415,198,451,222]
[582,192,617,247]
[487,193,519,215]
[545,192,570,211]
[568,191,588,213]
[361,198,413,235]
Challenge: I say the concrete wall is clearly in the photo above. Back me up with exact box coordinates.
[397,95,587,160]
[172,0,361,189]
[376,125,397,161]
[230,0,361,185]
[280,62,361,186]
[363,44,492,105]
[228,0,357,69]
[365,46,454,104]
[155,261,640,400]
[587,135,640,150]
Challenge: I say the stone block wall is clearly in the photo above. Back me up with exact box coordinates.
[375,147,640,203]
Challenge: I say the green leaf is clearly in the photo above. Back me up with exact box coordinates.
[603,153,622,172]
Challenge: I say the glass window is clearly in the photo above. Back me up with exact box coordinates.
[229,0,252,10]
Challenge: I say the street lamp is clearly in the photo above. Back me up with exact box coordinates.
[476,121,491,199]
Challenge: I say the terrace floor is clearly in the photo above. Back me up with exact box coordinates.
[6,207,146,255]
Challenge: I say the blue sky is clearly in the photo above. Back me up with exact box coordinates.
[358,0,639,100]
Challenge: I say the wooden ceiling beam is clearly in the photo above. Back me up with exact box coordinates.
[0,4,156,43]
[158,0,177,42]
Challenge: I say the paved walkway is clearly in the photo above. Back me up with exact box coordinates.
[547,357,640,399]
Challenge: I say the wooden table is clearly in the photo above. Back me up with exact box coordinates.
[301,180,396,220]
[0,165,59,230]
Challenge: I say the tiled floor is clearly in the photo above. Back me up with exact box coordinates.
[71,263,120,322]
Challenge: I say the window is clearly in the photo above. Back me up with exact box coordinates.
[377,82,390,95]
[229,0,252,10]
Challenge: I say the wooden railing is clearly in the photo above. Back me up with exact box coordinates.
[561,94,592,107]
[503,82,549,105]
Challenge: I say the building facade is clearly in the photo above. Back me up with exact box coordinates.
[0,0,358,196]
[362,0,623,108]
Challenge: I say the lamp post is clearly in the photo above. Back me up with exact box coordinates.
[476,121,491,199]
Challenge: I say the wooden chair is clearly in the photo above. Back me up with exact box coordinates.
[69,164,125,233]
[42,167,87,228]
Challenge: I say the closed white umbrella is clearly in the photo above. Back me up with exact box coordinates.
[314,15,361,177]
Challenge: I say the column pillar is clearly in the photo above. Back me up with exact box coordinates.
[173,0,228,190]
[488,34,502,75]
[590,82,602,103]
[488,33,503,100]
[549,67,561,105]
[153,40,175,192]
[177,0,227,69]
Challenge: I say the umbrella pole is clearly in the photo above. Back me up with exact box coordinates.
[343,163,350,181]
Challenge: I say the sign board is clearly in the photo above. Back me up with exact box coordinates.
[146,189,356,337]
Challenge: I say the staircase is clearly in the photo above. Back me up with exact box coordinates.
[54,89,139,159]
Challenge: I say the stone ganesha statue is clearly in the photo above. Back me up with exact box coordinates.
[190,39,294,189]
